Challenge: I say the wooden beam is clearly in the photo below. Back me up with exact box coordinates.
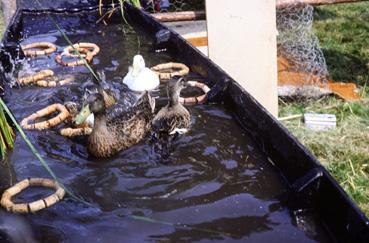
[276,0,366,8]
[152,0,366,23]
[151,11,206,22]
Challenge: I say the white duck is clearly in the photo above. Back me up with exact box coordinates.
[123,55,160,92]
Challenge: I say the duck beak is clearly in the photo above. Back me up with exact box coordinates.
[75,104,91,125]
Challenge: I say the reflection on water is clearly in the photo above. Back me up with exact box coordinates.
[2,11,333,242]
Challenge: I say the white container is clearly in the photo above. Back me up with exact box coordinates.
[304,113,336,131]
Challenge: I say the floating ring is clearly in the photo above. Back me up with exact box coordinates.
[17,70,54,85]
[21,103,70,130]
[59,127,92,137]
[59,90,117,137]
[35,75,75,88]
[179,81,210,105]
[55,43,100,67]
[63,42,100,57]
[151,62,189,81]
[0,178,65,214]
[21,42,57,57]
[55,48,93,67]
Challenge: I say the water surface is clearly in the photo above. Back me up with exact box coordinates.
[1,11,333,242]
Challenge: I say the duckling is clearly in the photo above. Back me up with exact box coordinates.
[152,77,190,135]
[123,55,160,92]
[75,91,155,158]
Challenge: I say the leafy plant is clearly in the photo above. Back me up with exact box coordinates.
[99,0,141,25]
[0,101,14,158]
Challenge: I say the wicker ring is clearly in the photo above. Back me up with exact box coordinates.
[151,62,189,81]
[63,42,100,57]
[55,48,93,67]
[179,81,210,105]
[21,42,57,57]
[59,127,92,137]
[17,70,54,86]
[35,75,75,88]
[0,178,65,214]
[21,104,70,130]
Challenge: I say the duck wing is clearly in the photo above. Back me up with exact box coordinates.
[152,106,190,134]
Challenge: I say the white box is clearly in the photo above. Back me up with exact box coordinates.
[304,113,336,131]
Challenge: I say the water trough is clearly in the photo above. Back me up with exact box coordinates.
[0,1,368,242]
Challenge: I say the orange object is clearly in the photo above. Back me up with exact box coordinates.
[277,56,361,101]
[328,82,361,101]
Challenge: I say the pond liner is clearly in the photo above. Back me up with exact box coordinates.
[0,3,368,242]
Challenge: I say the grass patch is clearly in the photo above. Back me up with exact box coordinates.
[0,3,5,36]
[280,2,369,216]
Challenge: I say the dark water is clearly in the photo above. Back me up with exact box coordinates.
[1,12,333,242]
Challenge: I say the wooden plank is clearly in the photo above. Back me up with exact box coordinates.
[206,0,278,116]
[151,11,206,22]
[276,0,366,9]
[185,36,208,47]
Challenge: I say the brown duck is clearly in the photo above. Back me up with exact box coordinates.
[75,91,155,158]
[152,77,190,135]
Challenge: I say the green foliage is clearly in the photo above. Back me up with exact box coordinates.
[128,0,141,8]
[314,2,369,85]
[0,103,14,158]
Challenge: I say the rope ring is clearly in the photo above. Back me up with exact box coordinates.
[62,47,89,58]
[151,62,189,81]
[0,178,65,214]
[17,70,54,86]
[179,81,210,105]
[35,75,75,88]
[21,42,57,57]
[63,42,100,57]
[59,127,92,137]
[21,103,70,130]
[55,48,93,67]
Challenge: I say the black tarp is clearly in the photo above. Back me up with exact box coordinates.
[1,3,369,241]
[17,0,100,10]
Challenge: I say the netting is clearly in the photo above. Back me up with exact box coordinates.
[276,1,330,90]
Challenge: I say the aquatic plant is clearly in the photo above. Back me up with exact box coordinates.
[0,100,14,158]
[98,0,142,25]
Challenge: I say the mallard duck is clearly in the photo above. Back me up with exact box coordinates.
[123,55,160,92]
[75,91,155,158]
[65,87,119,128]
[152,77,190,135]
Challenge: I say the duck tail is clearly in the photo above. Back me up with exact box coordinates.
[135,91,155,113]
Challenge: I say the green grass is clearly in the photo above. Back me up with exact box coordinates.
[0,4,5,35]
[280,2,369,216]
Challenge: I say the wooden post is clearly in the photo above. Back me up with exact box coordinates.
[206,0,278,117]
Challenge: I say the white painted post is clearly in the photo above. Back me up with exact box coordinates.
[206,0,278,117]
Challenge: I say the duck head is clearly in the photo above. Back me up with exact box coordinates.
[75,93,105,125]
[168,76,187,106]
[131,55,146,77]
